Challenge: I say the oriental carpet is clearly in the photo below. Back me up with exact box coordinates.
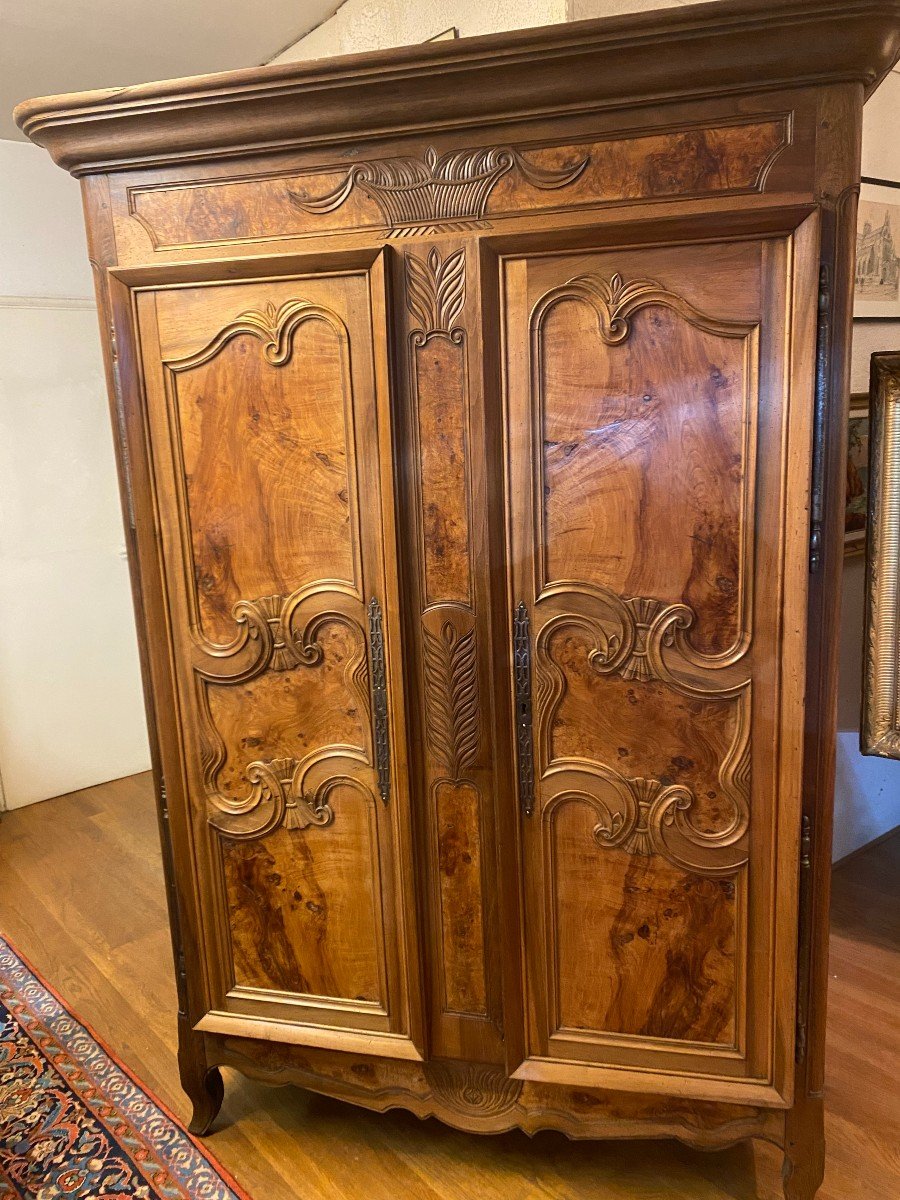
[0,937,248,1200]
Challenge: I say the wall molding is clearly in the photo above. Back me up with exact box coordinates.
[0,294,95,310]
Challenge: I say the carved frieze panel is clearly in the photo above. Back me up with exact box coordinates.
[288,144,589,238]
[125,116,789,250]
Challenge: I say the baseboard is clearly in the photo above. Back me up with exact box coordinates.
[833,822,900,869]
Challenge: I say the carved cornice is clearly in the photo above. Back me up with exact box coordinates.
[17,2,900,176]
[288,145,588,236]
[405,247,466,341]
[423,619,480,780]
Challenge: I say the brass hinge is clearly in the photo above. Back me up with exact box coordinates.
[809,265,832,574]
[795,813,813,1063]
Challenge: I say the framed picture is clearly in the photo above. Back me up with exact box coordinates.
[855,177,900,320]
[845,392,870,555]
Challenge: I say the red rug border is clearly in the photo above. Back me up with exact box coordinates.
[0,931,254,1200]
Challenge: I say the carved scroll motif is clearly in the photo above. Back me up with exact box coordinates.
[533,271,755,347]
[424,1061,523,1118]
[198,597,374,839]
[288,144,589,237]
[208,757,335,838]
[170,298,346,371]
[534,589,751,877]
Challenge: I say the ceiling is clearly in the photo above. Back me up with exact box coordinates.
[1,0,340,141]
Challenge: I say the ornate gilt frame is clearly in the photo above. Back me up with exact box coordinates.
[862,352,900,758]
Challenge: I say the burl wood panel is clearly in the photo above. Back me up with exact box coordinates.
[136,269,413,1034]
[170,313,359,643]
[505,241,774,1084]
[550,808,736,1044]
[126,116,788,249]
[545,646,741,836]
[435,782,488,1015]
[205,620,368,803]
[414,335,471,607]
[401,242,500,1060]
[222,790,385,1004]
[538,301,750,655]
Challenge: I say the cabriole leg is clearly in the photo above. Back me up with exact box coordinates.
[178,1017,224,1136]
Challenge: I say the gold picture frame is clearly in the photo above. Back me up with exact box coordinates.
[845,392,870,555]
[861,352,900,759]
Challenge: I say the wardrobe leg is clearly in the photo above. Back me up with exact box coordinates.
[178,1020,224,1136]
[782,1096,825,1200]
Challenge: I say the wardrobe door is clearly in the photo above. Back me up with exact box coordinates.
[502,229,817,1104]
[131,255,421,1058]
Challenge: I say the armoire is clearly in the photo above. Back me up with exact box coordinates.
[16,2,900,1196]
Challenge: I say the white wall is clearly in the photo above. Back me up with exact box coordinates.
[269,0,566,61]
[0,139,150,809]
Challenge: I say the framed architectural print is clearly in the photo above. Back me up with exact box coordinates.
[855,177,900,320]
[846,393,871,554]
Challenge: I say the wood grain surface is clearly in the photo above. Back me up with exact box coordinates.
[1,774,896,1200]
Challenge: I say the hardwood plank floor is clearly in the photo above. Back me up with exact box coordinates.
[1,773,897,1199]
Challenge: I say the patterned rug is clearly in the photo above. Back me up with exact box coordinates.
[0,936,249,1199]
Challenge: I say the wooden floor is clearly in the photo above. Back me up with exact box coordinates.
[1,773,897,1200]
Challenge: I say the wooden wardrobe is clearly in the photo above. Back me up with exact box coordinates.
[16,2,900,1196]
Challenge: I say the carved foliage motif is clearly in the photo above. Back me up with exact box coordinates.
[405,247,466,340]
[423,621,479,781]
[288,144,589,236]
